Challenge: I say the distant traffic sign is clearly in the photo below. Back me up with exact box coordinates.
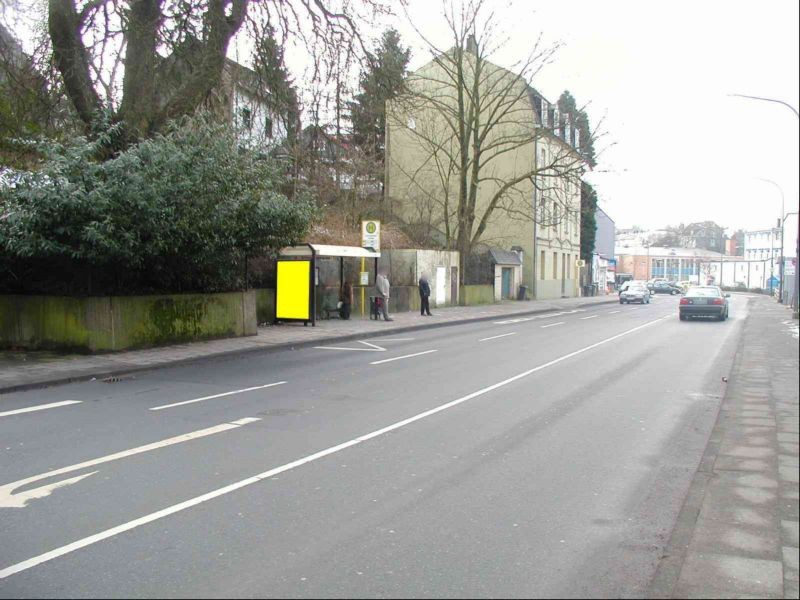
[361,220,381,251]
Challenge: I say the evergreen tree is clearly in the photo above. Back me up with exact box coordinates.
[349,28,410,160]
[580,181,598,261]
[557,90,597,169]
[252,28,301,146]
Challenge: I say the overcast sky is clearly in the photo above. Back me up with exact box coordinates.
[374,0,799,234]
[7,0,798,236]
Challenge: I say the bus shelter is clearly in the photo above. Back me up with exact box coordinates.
[276,244,381,326]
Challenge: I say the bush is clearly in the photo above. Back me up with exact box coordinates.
[0,116,315,295]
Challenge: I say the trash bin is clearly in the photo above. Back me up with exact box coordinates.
[517,285,528,300]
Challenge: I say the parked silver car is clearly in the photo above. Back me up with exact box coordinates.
[620,283,651,304]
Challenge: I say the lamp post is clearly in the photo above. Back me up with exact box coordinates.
[754,178,785,302]
[731,94,799,316]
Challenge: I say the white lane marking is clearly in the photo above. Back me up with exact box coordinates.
[580,315,598,320]
[493,309,584,325]
[0,316,668,581]
[541,322,565,328]
[479,332,518,342]
[358,341,386,351]
[369,350,438,365]
[608,310,621,314]
[314,340,389,352]
[149,382,285,411]
[314,346,382,352]
[0,418,261,508]
[0,401,82,419]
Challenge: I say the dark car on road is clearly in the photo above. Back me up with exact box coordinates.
[648,281,682,295]
[679,286,730,321]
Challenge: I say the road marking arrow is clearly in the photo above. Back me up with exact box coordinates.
[0,417,260,508]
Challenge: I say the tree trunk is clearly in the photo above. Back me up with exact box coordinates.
[119,0,162,136]
[48,0,101,127]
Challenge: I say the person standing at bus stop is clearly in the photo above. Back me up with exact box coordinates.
[339,280,353,320]
[419,272,433,316]
[376,271,393,321]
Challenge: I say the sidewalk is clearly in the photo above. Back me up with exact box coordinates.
[0,295,617,395]
[648,297,799,599]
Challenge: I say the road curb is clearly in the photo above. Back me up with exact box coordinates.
[645,295,767,598]
[0,298,619,395]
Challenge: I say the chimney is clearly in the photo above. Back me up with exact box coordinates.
[466,34,478,54]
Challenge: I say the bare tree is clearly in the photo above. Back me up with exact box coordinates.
[42,0,393,141]
[387,0,591,284]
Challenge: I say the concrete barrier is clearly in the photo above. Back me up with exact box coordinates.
[461,285,494,306]
[0,291,257,353]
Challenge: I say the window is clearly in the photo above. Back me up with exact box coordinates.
[540,250,546,279]
[265,116,273,138]
[553,252,558,279]
[240,107,252,130]
[407,117,416,130]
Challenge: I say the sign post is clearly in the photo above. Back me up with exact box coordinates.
[361,220,381,317]
[575,258,586,296]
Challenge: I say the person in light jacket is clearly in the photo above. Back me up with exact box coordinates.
[418,272,433,316]
[376,271,393,321]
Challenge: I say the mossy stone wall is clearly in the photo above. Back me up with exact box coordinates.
[0,291,257,352]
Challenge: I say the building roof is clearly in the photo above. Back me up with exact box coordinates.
[489,248,522,266]
[615,246,725,259]
[596,206,615,224]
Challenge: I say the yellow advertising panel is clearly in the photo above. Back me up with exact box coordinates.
[276,260,311,320]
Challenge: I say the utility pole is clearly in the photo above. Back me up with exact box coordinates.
[731,94,798,315]
[755,178,785,302]
[532,135,539,299]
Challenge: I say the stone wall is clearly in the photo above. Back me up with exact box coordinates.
[461,285,494,305]
[0,291,257,352]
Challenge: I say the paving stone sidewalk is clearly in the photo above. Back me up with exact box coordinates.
[649,298,800,599]
[0,295,617,395]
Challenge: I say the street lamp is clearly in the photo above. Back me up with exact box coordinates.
[730,94,799,118]
[754,177,785,302]
[731,93,799,316]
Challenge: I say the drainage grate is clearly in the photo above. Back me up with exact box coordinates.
[100,375,135,383]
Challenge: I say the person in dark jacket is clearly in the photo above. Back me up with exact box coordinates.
[339,280,353,320]
[419,272,433,316]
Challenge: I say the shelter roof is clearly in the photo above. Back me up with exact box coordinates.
[280,244,381,258]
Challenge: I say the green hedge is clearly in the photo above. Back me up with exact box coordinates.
[0,115,315,296]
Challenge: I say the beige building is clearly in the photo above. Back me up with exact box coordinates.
[385,43,584,300]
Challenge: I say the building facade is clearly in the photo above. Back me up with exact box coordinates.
[699,257,779,291]
[385,45,583,300]
[595,207,616,259]
[592,207,615,293]
[216,60,292,151]
[744,228,782,262]
[615,246,726,283]
[680,221,726,252]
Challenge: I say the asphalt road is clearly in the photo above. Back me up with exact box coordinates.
[0,294,750,598]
